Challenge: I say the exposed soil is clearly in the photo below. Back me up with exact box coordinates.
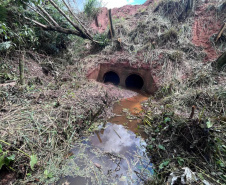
[192,2,223,61]
[91,0,160,33]
[91,5,143,33]
[0,167,16,185]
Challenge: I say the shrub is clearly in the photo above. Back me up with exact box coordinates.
[84,0,101,19]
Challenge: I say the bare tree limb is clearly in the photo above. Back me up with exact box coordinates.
[215,22,226,42]
[27,4,53,26]
[62,0,93,40]
[37,5,59,27]
[24,1,101,44]
[24,16,89,38]
[48,0,90,40]
[25,17,48,29]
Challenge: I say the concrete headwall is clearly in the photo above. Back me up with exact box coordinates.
[88,63,158,95]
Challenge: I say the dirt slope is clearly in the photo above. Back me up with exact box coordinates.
[91,0,225,63]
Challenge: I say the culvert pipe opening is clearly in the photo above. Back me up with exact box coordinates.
[103,71,120,85]
[125,74,144,90]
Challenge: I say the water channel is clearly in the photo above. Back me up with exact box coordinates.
[57,94,153,185]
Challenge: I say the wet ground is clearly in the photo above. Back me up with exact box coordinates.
[58,94,152,185]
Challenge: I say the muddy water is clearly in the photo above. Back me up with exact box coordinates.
[109,94,148,136]
[58,94,152,185]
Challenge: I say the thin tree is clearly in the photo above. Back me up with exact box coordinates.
[19,52,25,86]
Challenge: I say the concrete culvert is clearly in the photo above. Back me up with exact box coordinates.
[125,74,144,90]
[103,71,120,85]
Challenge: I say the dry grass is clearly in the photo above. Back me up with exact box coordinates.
[141,52,226,184]
[0,50,124,184]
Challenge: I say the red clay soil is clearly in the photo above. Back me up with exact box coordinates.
[91,0,155,33]
[192,2,223,61]
[92,0,224,62]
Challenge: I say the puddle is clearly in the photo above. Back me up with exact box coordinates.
[58,94,152,185]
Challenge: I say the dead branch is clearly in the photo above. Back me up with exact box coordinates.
[24,17,89,38]
[215,22,226,42]
[48,0,91,40]
[37,5,59,26]
[24,1,101,44]
[62,0,93,40]
[27,4,53,26]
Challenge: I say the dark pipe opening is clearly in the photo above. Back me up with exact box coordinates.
[125,74,144,90]
[103,71,120,85]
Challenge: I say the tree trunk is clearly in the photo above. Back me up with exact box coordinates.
[108,9,115,39]
[19,54,25,85]
[95,15,99,27]
[215,23,226,42]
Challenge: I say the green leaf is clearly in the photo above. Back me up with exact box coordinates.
[206,119,213,128]
[159,160,170,169]
[0,41,12,51]
[147,145,153,150]
[44,169,53,178]
[6,154,15,161]
[198,173,204,180]
[217,160,225,168]
[177,157,184,166]
[0,153,6,169]
[4,154,15,166]
[30,155,38,171]
[164,117,171,123]
[0,144,2,153]
[158,144,165,150]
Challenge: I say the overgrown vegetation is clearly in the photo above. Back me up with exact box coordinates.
[0,0,225,184]
[139,58,226,184]
[84,0,101,19]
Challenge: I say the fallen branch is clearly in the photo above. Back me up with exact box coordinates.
[49,0,90,40]
[215,22,226,42]
[62,0,93,41]
[37,5,59,27]
[24,17,88,38]
[23,1,101,44]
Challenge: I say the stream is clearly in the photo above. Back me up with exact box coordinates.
[57,94,153,185]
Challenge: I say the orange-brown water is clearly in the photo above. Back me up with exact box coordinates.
[109,94,148,135]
